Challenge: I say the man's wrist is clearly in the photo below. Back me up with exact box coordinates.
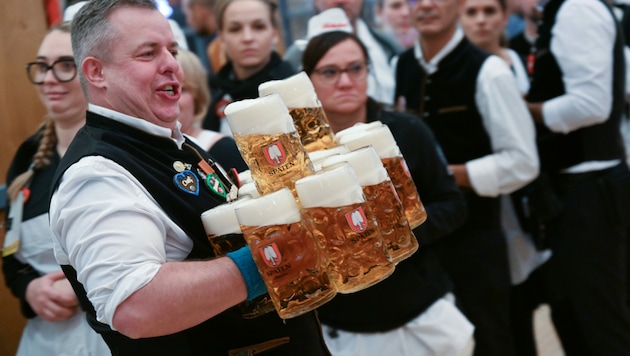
[226,246,267,301]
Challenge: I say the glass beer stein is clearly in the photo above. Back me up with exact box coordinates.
[322,146,419,264]
[201,200,275,318]
[234,188,336,319]
[295,163,394,294]
[259,72,336,152]
[337,124,428,229]
[224,94,315,196]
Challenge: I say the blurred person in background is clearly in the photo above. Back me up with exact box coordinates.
[203,0,294,134]
[285,0,403,107]
[182,0,226,73]
[395,0,539,353]
[2,22,109,356]
[177,48,247,172]
[374,0,418,48]
[460,1,551,354]
[525,0,630,353]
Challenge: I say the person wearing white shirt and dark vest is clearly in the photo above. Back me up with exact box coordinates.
[394,0,539,354]
[525,0,630,353]
[48,1,331,355]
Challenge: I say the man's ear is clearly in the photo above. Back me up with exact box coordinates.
[82,57,106,89]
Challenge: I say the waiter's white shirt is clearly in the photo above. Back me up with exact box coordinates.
[541,0,620,172]
[50,104,194,330]
[415,27,539,197]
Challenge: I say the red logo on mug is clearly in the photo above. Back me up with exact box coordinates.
[263,141,286,166]
[259,242,282,267]
[345,207,368,233]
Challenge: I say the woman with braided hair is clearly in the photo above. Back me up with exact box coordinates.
[2,22,108,356]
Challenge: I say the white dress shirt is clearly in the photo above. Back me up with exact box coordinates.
[542,0,615,134]
[356,19,397,106]
[415,27,539,197]
[50,104,194,329]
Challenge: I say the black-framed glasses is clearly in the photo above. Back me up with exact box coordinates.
[312,61,368,85]
[26,57,77,85]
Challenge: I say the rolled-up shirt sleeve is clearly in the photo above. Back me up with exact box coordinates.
[467,56,539,197]
[50,156,192,329]
[542,0,615,133]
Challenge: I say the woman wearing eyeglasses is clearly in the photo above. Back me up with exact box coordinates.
[2,22,109,356]
[302,30,474,356]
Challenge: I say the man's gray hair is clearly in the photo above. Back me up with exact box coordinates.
[71,0,158,94]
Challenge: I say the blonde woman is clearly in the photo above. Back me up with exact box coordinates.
[2,22,109,356]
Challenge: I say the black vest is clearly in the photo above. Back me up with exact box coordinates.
[396,39,500,232]
[527,0,626,170]
[52,112,328,356]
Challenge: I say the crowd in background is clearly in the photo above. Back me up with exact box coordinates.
[3,0,630,355]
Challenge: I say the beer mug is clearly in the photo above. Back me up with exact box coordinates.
[201,200,275,318]
[322,146,419,264]
[333,121,383,142]
[224,94,315,196]
[337,125,427,229]
[259,72,336,152]
[234,188,336,319]
[238,182,260,199]
[308,144,349,171]
[295,163,394,294]
[238,170,254,185]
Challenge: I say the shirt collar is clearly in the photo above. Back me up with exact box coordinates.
[414,26,464,74]
[88,104,186,148]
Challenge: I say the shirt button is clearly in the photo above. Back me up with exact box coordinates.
[423,112,429,118]
[424,96,430,101]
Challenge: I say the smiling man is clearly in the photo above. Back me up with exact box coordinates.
[48,0,330,355]
[394,0,539,354]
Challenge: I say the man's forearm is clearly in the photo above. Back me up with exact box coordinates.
[112,257,248,339]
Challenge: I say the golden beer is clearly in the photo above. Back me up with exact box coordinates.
[289,107,336,152]
[233,131,315,195]
[241,221,336,319]
[302,203,395,294]
[381,156,427,229]
[362,180,419,264]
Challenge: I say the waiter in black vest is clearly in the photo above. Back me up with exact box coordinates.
[526,0,630,353]
[48,1,330,355]
[394,0,539,354]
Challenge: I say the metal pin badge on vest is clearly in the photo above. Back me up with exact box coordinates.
[173,169,200,196]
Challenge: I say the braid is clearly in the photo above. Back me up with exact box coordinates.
[32,119,57,170]
[7,119,57,202]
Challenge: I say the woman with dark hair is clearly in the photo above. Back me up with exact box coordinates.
[303,30,473,355]
[2,22,109,356]
[202,0,294,135]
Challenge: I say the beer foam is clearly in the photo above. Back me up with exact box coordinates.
[295,163,365,208]
[238,182,261,199]
[337,125,401,159]
[234,188,301,226]
[201,200,250,236]
[258,72,320,108]
[321,146,389,187]
[309,145,349,166]
[224,94,296,134]
[238,170,253,185]
[334,121,384,143]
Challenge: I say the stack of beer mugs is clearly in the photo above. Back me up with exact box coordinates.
[320,146,419,264]
[336,123,428,229]
[233,188,337,319]
[295,163,395,293]
[199,72,426,319]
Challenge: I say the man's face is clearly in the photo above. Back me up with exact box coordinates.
[410,0,463,39]
[94,7,184,128]
[314,0,364,23]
